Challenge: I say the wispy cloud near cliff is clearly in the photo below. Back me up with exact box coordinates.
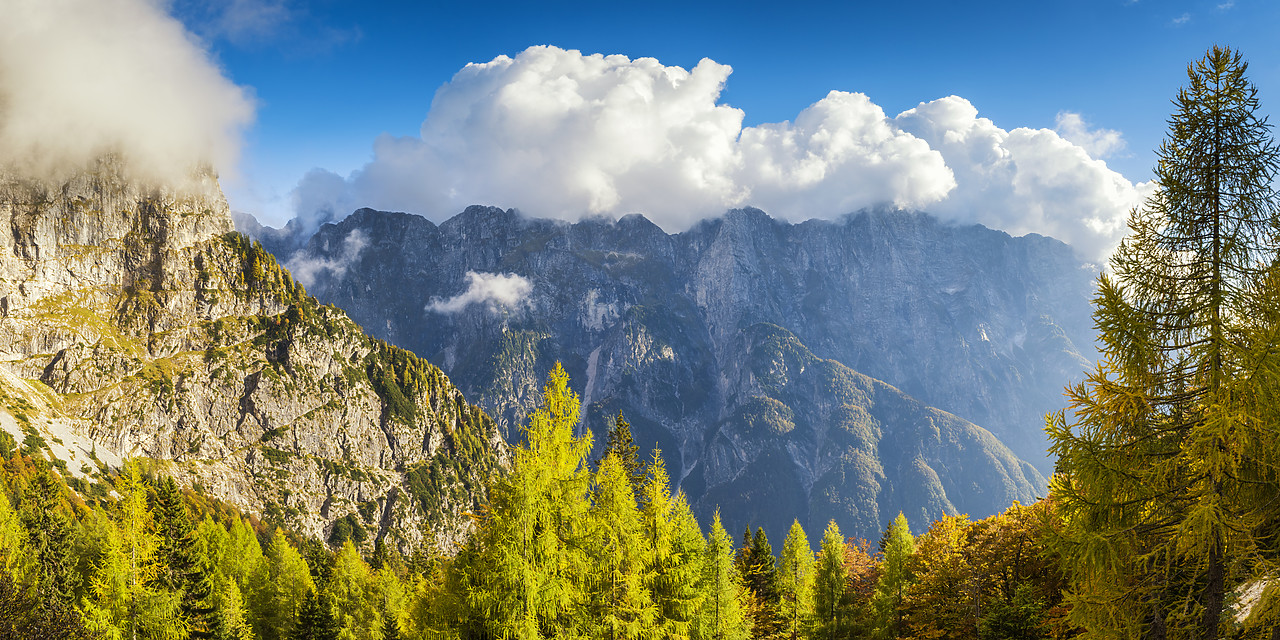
[0,0,254,183]
[426,272,533,315]
[293,46,1149,261]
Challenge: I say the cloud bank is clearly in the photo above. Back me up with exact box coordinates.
[1,0,254,183]
[295,45,1151,261]
[426,272,534,315]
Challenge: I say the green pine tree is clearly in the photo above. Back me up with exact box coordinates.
[152,476,193,591]
[1048,45,1280,640]
[290,589,338,640]
[379,595,402,640]
[739,527,783,638]
[18,466,80,607]
[600,411,646,494]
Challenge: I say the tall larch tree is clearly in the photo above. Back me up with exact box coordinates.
[0,489,29,584]
[327,539,379,640]
[248,528,315,640]
[777,520,814,640]
[586,452,655,639]
[873,512,915,640]
[811,521,848,640]
[695,511,750,640]
[641,451,704,639]
[1048,45,1280,640]
[464,361,594,639]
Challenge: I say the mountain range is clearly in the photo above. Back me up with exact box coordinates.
[240,204,1099,540]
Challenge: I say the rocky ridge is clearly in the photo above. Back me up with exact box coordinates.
[0,160,503,550]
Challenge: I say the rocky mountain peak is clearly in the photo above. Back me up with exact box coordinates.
[0,161,503,551]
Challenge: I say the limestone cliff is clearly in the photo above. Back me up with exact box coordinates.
[0,159,502,550]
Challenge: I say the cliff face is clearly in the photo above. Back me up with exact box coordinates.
[0,160,503,550]
[256,204,1096,540]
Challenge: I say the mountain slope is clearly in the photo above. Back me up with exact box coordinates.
[0,160,502,549]
[253,205,1089,539]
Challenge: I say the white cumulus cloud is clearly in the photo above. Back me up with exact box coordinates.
[895,97,1152,259]
[1,0,254,184]
[293,45,1152,262]
[1054,112,1125,159]
[426,272,533,314]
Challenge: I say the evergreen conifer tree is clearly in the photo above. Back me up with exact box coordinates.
[1048,45,1280,640]
[290,589,338,640]
[19,466,79,606]
[153,476,193,591]
[600,411,646,494]
[380,595,402,640]
[740,527,783,638]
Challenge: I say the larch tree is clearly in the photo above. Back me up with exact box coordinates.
[327,539,379,640]
[873,512,914,640]
[0,490,29,584]
[811,521,848,640]
[1047,45,1280,640]
[696,511,750,640]
[641,451,704,639]
[248,528,315,640]
[586,452,655,640]
[777,520,814,640]
[464,361,594,639]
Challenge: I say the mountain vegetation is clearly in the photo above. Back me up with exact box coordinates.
[0,363,1072,640]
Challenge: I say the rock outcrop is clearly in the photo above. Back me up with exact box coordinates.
[0,159,502,550]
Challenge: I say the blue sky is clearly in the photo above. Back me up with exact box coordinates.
[165,0,1279,257]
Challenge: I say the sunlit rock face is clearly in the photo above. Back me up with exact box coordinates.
[0,159,504,552]
[258,203,1096,541]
